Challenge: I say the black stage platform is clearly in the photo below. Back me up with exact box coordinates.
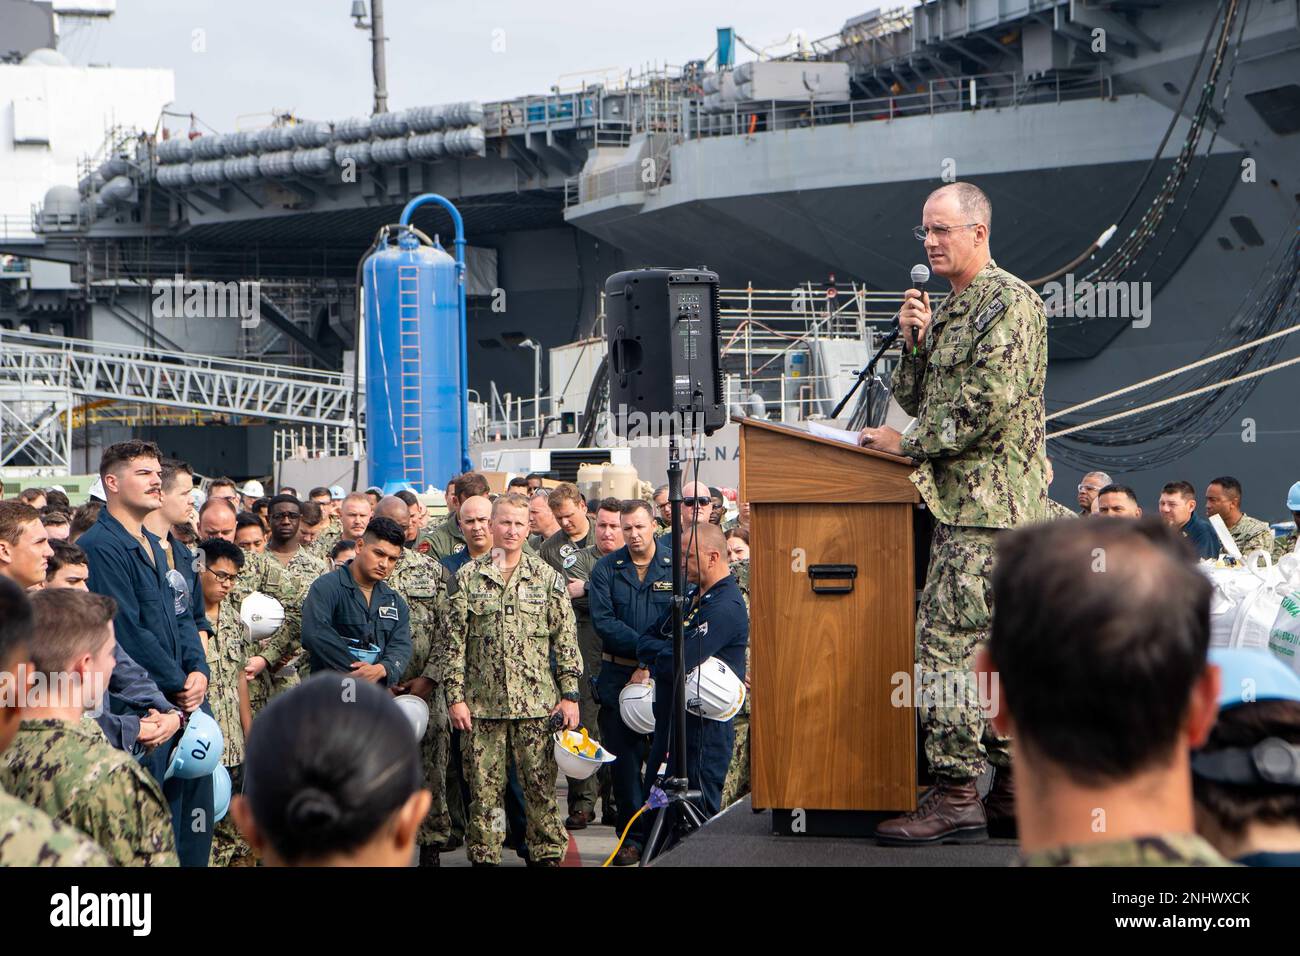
[648,797,1021,867]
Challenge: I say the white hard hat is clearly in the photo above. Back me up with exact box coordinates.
[189,488,206,509]
[393,694,429,740]
[240,479,265,498]
[88,476,106,502]
[685,657,745,721]
[239,592,284,640]
[553,728,617,780]
[618,680,656,735]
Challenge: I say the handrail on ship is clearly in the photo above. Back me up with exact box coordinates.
[688,70,1113,140]
[565,70,1114,206]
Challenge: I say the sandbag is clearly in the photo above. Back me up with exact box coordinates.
[1269,567,1300,675]
[1201,551,1287,650]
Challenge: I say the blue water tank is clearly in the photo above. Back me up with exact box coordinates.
[362,231,464,493]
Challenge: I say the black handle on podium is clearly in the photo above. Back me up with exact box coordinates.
[808,564,857,594]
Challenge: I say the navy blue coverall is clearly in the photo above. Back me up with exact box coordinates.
[80,506,215,866]
[637,573,748,820]
[589,541,676,843]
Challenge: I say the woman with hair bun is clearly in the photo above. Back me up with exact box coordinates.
[232,673,431,866]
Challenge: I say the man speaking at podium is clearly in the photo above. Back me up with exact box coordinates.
[858,182,1047,845]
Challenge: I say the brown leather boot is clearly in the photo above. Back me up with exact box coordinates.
[565,809,593,830]
[983,764,1017,839]
[874,779,988,846]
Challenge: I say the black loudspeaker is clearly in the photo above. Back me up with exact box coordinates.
[603,268,726,437]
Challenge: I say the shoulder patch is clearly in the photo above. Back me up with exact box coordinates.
[974,297,1006,334]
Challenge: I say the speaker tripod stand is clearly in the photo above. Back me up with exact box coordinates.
[639,424,710,865]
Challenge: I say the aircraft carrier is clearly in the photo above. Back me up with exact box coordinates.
[2,0,1298,511]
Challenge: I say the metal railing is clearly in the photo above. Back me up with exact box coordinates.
[564,132,675,207]
[719,284,911,354]
[688,70,1114,139]
[274,424,357,463]
[485,93,604,138]
[0,328,356,427]
[724,370,863,424]
[564,70,1115,209]
[472,282,920,444]
[487,67,690,147]
[0,213,39,242]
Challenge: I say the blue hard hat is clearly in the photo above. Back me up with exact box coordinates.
[329,485,346,500]
[1287,481,1300,512]
[349,643,382,665]
[164,711,225,781]
[1209,648,1300,711]
[212,764,232,823]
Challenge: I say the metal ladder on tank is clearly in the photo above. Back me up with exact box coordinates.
[397,265,425,491]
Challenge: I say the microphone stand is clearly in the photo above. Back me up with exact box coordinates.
[639,418,709,864]
[830,311,902,420]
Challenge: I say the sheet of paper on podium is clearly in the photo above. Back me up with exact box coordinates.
[805,420,862,446]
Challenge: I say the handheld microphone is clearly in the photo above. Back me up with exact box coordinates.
[908,263,930,356]
[828,263,932,420]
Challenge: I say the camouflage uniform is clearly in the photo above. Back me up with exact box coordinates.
[305,515,343,561]
[0,718,177,866]
[210,764,251,868]
[559,543,606,819]
[1021,834,1233,867]
[721,559,752,807]
[892,259,1047,782]
[235,546,326,709]
[387,547,455,849]
[1229,513,1275,557]
[1273,530,1298,562]
[426,513,538,561]
[204,599,253,867]
[204,599,248,769]
[446,552,581,865]
[1046,499,1078,520]
[0,787,110,867]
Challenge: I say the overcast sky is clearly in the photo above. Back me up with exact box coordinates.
[55,0,917,133]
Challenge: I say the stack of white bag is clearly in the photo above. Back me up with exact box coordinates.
[1201,546,1294,658]
[1201,543,1300,675]
[1268,548,1300,675]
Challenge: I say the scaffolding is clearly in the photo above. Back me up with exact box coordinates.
[0,328,359,471]
[477,282,919,441]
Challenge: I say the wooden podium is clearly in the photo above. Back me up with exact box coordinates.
[738,417,920,820]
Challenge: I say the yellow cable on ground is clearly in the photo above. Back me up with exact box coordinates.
[601,805,649,867]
